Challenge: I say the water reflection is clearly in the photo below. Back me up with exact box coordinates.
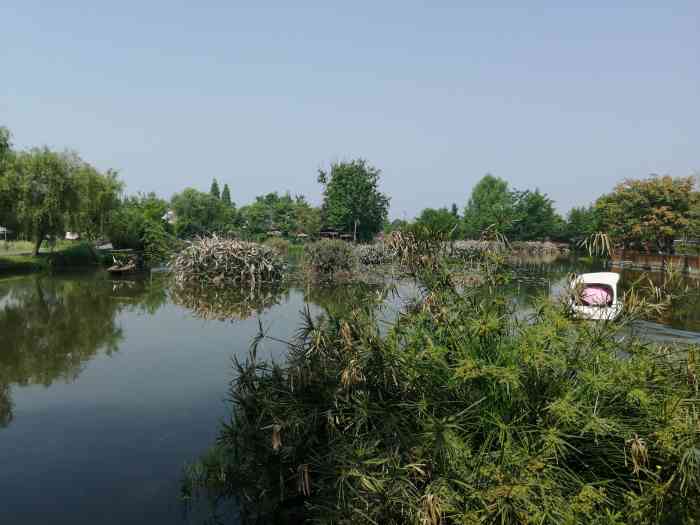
[0,273,167,428]
[170,283,291,322]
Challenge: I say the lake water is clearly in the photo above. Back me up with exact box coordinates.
[1,260,699,524]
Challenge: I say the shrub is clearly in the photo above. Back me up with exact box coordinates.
[303,240,356,280]
[263,237,290,256]
[171,235,285,288]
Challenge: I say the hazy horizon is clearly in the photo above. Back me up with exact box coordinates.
[2,2,698,218]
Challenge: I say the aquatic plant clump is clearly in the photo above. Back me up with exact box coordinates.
[185,252,700,524]
[303,239,356,280]
[170,235,286,287]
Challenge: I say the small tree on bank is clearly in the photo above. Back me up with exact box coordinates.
[317,159,390,242]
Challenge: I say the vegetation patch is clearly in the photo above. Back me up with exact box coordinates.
[303,239,356,281]
[184,249,700,524]
[354,242,396,266]
[171,235,285,288]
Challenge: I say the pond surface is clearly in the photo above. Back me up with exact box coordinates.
[1,260,699,524]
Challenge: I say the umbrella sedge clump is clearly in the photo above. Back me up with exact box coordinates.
[183,242,700,524]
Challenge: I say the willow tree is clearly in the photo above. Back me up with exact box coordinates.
[317,159,390,241]
[14,148,81,255]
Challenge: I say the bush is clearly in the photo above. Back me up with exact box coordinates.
[185,253,700,524]
[263,237,290,256]
[171,235,285,288]
[354,242,395,265]
[303,240,356,280]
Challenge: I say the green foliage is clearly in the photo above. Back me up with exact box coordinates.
[13,148,82,254]
[171,187,233,238]
[511,189,565,241]
[73,163,123,240]
[566,205,600,244]
[303,239,356,280]
[318,159,390,241]
[463,174,515,238]
[0,127,16,230]
[142,221,175,266]
[221,183,232,206]
[107,193,170,250]
[263,237,290,256]
[239,192,320,239]
[210,178,220,199]
[186,247,700,524]
[415,207,461,238]
[596,175,699,253]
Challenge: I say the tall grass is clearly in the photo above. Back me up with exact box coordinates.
[184,235,700,524]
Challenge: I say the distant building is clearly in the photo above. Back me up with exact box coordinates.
[162,210,177,225]
[65,231,80,241]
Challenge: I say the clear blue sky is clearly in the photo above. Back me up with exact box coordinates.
[1,1,698,219]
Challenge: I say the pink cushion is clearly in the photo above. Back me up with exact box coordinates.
[581,285,612,306]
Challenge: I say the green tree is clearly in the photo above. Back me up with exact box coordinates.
[0,127,18,232]
[210,179,221,199]
[73,162,123,241]
[596,175,698,253]
[107,192,170,250]
[565,205,599,244]
[511,189,564,241]
[317,159,390,241]
[238,192,318,239]
[14,148,81,254]
[463,174,515,238]
[221,183,232,206]
[415,207,461,238]
[171,187,231,237]
[450,203,459,218]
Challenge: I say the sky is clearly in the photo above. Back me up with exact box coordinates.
[1,1,698,219]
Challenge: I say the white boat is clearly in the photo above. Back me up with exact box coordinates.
[570,272,623,321]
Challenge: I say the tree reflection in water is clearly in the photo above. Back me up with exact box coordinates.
[0,274,167,429]
[170,283,291,321]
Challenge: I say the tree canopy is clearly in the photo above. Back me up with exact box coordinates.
[13,149,83,254]
[511,189,564,241]
[221,183,232,206]
[318,159,390,241]
[415,207,461,237]
[596,175,699,253]
[238,192,320,239]
[210,178,221,199]
[171,187,232,238]
[463,175,515,238]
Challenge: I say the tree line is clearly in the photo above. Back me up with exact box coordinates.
[1,125,698,255]
[408,173,700,252]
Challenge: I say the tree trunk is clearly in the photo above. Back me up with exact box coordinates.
[33,234,43,256]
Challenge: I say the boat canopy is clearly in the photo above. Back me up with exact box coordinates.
[572,272,620,304]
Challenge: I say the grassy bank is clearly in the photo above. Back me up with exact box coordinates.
[0,243,103,275]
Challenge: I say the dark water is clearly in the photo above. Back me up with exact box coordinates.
[0,262,698,524]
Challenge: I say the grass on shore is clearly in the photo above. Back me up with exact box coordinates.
[0,242,103,274]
